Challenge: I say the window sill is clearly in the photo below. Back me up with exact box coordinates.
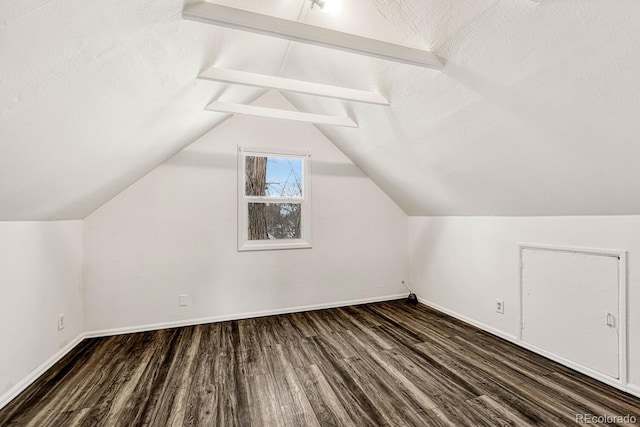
[238,240,312,252]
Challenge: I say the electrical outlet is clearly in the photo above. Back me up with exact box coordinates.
[58,313,65,330]
[496,299,504,314]
[179,295,188,307]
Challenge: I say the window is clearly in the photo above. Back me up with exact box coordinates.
[238,146,311,251]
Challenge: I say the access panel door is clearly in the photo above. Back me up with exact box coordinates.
[521,247,619,379]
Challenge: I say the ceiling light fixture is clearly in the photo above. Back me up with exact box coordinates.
[309,0,325,10]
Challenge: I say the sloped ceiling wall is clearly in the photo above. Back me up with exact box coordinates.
[2,0,639,219]
[284,0,640,215]
[0,0,294,220]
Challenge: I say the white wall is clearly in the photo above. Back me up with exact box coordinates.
[83,93,408,332]
[409,216,640,392]
[0,221,83,405]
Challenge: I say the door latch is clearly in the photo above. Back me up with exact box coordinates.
[606,312,616,327]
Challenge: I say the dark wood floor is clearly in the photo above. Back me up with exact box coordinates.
[1,301,639,426]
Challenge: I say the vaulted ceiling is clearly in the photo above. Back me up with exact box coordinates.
[2,0,639,220]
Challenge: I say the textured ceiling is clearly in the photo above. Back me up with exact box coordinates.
[1,0,640,219]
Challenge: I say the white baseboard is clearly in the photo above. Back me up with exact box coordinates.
[418,298,518,342]
[0,293,406,412]
[84,293,407,338]
[626,383,640,398]
[5,293,635,414]
[418,296,640,399]
[0,333,85,411]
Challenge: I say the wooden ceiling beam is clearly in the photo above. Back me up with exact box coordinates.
[183,2,443,70]
[205,101,358,127]
[199,67,390,105]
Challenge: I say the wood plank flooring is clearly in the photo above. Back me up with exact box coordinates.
[1,300,639,426]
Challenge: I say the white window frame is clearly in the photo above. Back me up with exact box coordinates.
[238,146,312,251]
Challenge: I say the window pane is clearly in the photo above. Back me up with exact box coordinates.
[248,203,301,240]
[245,156,303,198]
